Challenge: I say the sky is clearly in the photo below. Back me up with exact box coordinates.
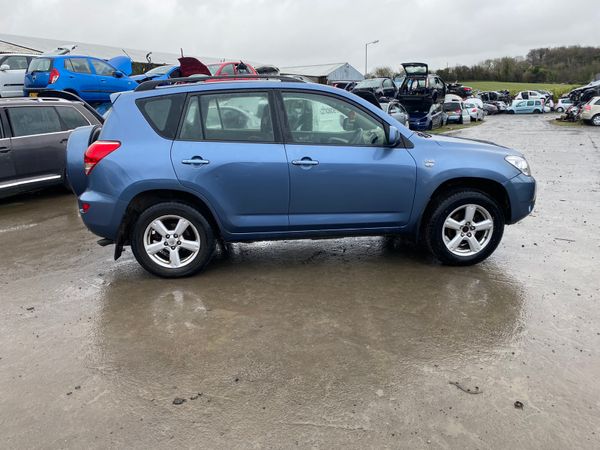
[1,0,599,73]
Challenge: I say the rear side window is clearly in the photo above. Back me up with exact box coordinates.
[7,106,62,137]
[28,58,52,72]
[179,92,274,143]
[136,94,186,139]
[65,58,92,74]
[56,106,90,130]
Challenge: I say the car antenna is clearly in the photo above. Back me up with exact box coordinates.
[180,48,184,58]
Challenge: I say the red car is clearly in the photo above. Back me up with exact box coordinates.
[206,61,257,77]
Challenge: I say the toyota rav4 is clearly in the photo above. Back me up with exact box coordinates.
[66,76,536,278]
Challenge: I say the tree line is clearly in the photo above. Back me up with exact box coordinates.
[369,46,600,84]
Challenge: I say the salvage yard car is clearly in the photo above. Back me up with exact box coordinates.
[0,96,101,198]
[352,77,398,99]
[580,96,600,126]
[0,53,37,98]
[66,76,536,277]
[24,55,137,103]
[507,99,544,114]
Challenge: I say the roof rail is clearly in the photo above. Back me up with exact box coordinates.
[134,75,305,92]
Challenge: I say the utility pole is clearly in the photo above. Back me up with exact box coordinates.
[364,40,379,77]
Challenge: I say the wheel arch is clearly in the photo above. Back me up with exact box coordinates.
[417,177,511,241]
[114,188,222,259]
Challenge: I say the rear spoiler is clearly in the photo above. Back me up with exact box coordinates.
[36,90,105,124]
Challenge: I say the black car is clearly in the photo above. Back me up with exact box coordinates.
[0,96,101,198]
[351,77,397,99]
[397,62,446,105]
[447,83,473,98]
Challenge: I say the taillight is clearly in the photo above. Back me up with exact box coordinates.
[84,140,121,175]
[584,105,592,111]
[455,109,461,113]
[472,108,477,112]
[49,68,60,84]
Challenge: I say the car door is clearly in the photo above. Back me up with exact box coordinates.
[0,55,30,97]
[171,90,290,234]
[63,57,100,101]
[0,110,17,190]
[90,58,134,98]
[382,78,396,98]
[5,105,68,181]
[280,90,416,230]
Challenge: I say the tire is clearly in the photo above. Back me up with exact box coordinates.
[508,110,515,114]
[556,107,564,113]
[533,109,541,114]
[592,114,600,127]
[424,190,505,266]
[130,202,216,278]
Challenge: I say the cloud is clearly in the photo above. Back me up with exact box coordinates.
[1,0,599,72]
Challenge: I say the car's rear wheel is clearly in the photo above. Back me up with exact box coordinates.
[424,190,505,266]
[131,202,215,278]
[556,107,564,113]
[533,109,541,114]
[508,110,515,114]
[591,114,600,126]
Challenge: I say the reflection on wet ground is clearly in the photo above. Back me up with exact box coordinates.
[1,115,599,448]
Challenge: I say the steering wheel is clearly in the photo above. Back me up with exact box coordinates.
[349,128,364,145]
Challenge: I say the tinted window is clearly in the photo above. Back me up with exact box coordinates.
[90,59,115,76]
[1,55,29,70]
[8,107,62,137]
[444,102,461,112]
[527,101,534,106]
[28,58,52,72]
[66,58,92,74]
[56,106,90,130]
[136,94,186,139]
[595,99,600,106]
[184,92,273,142]
[282,92,386,147]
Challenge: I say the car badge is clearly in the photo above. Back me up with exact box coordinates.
[424,159,435,168]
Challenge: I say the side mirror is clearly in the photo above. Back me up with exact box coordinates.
[0,64,10,71]
[113,70,124,78]
[388,126,402,147]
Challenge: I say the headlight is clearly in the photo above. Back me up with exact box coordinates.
[505,155,531,176]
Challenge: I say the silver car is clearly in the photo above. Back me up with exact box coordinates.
[381,100,409,126]
[0,54,37,98]
[464,101,485,121]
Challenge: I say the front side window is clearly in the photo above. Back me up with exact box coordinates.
[219,64,235,76]
[56,107,90,130]
[383,79,394,89]
[180,92,274,142]
[66,58,92,74]
[90,59,115,76]
[282,92,386,146]
[516,101,526,107]
[1,55,29,70]
[8,106,62,137]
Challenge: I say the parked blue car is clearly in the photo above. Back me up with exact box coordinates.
[66,78,536,277]
[24,55,137,103]
[130,65,181,83]
[407,102,446,130]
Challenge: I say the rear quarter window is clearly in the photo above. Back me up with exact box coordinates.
[56,106,90,130]
[136,94,186,139]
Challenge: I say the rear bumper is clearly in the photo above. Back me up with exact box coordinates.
[78,191,125,240]
[24,87,51,96]
[504,174,536,224]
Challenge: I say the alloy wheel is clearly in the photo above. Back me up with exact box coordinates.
[143,215,201,268]
[442,204,494,256]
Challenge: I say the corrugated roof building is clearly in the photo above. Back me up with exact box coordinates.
[280,62,364,83]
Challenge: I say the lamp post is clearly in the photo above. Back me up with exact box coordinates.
[364,40,379,77]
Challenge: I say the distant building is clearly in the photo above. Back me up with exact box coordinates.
[280,62,364,84]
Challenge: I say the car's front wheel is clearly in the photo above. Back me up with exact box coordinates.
[591,114,600,126]
[131,202,215,278]
[556,107,564,113]
[424,190,505,266]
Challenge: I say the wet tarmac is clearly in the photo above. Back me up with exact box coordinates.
[1,114,599,448]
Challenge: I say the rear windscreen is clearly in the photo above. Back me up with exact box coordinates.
[28,58,52,72]
[444,102,461,112]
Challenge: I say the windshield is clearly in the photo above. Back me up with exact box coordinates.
[28,58,51,72]
[145,65,175,75]
[354,79,383,89]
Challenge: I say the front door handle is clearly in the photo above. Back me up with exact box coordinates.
[182,156,210,166]
[0,146,10,153]
[292,158,319,166]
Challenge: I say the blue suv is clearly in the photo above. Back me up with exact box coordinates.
[24,55,137,103]
[66,76,536,278]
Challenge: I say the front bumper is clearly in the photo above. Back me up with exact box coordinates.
[504,173,536,224]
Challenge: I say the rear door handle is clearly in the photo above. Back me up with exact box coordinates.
[182,157,210,165]
[292,158,319,166]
